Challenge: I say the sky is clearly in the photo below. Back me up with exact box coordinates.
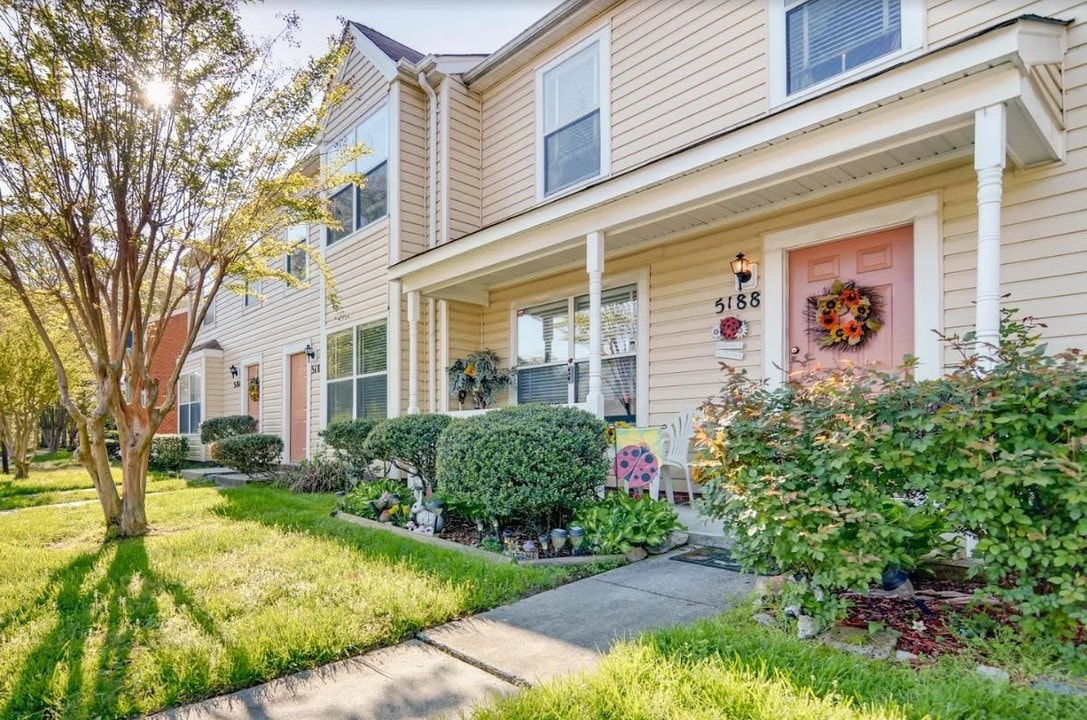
[238,0,561,66]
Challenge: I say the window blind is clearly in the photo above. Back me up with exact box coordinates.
[542,40,602,195]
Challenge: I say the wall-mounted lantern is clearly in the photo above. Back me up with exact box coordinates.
[730,253,758,291]
[304,342,316,361]
[229,364,239,379]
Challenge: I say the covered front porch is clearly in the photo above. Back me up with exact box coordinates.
[392,16,1066,497]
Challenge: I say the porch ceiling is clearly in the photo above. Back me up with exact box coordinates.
[394,16,1066,305]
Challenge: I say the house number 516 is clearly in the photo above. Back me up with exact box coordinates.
[714,291,760,313]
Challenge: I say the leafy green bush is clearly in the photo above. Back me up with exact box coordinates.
[574,491,681,554]
[364,413,453,490]
[199,415,257,444]
[210,433,282,475]
[698,312,1087,639]
[148,435,189,475]
[320,418,380,478]
[274,455,351,493]
[342,478,412,525]
[436,404,609,527]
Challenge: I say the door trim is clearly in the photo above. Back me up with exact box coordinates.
[282,341,312,463]
[238,354,262,423]
[762,194,942,384]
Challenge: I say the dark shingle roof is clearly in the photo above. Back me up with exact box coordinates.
[349,22,424,64]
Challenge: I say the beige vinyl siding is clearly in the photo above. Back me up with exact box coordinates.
[480,63,538,225]
[445,300,484,409]
[610,0,767,172]
[324,219,390,324]
[446,78,483,241]
[400,81,429,257]
[325,52,388,152]
[399,298,431,414]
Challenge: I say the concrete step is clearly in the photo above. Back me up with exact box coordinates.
[674,504,733,549]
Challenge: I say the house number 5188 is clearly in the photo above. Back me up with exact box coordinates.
[714,291,760,313]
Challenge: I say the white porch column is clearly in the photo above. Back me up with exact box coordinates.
[974,104,1007,366]
[407,290,421,415]
[586,231,605,418]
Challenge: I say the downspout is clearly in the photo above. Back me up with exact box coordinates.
[419,70,439,411]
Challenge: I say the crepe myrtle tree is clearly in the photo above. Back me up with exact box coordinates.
[0,0,364,536]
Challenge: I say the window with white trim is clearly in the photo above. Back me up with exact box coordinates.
[775,0,922,101]
[326,320,388,422]
[178,372,202,435]
[538,30,608,197]
[285,223,309,282]
[325,105,388,245]
[516,284,637,423]
[243,279,261,307]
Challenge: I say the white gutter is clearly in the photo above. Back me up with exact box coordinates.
[418,70,439,410]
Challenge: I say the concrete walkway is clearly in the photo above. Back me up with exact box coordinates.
[152,551,754,720]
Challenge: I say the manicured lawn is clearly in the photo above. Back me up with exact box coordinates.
[0,466,191,511]
[472,609,1087,720]
[0,484,578,719]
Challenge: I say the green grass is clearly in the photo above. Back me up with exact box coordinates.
[31,449,75,464]
[0,485,578,719]
[471,609,1087,720]
[0,466,191,511]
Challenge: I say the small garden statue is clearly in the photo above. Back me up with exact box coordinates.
[447,350,511,410]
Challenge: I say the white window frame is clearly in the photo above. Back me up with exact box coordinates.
[325,318,389,423]
[243,278,261,308]
[324,104,390,249]
[285,224,310,284]
[761,193,942,386]
[768,0,925,109]
[509,269,648,425]
[535,25,611,201]
[177,371,203,436]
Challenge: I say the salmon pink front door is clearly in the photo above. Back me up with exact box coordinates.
[787,225,914,372]
[288,353,307,463]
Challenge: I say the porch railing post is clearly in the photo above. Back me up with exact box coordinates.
[586,231,605,419]
[974,103,1007,368]
[407,290,421,414]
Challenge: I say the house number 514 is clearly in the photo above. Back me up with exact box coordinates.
[714,291,760,313]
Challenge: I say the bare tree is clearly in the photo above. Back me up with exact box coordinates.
[0,0,356,536]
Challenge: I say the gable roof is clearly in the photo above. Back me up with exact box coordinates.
[349,21,424,64]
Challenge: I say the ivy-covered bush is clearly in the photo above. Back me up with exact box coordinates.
[148,435,189,475]
[697,313,1087,639]
[199,415,257,444]
[320,418,380,478]
[210,433,282,475]
[574,492,681,554]
[274,455,351,493]
[436,404,609,527]
[364,413,453,489]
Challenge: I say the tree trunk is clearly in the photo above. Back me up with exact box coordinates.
[77,419,123,536]
[12,457,29,480]
[119,441,150,536]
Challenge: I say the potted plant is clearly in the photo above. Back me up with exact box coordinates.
[447,350,511,410]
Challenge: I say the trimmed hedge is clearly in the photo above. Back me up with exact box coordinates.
[320,418,380,478]
[199,415,257,444]
[364,413,453,489]
[149,435,189,475]
[436,404,609,527]
[210,433,282,475]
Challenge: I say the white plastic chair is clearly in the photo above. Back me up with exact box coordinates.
[660,409,698,504]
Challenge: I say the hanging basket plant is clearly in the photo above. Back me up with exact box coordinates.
[805,279,884,351]
[447,350,511,410]
[248,377,260,402]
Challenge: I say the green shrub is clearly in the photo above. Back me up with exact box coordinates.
[320,418,380,478]
[342,478,412,525]
[698,312,1087,639]
[148,435,189,475]
[574,491,681,554]
[436,404,609,527]
[199,415,257,444]
[274,455,351,493]
[364,413,453,490]
[210,433,282,475]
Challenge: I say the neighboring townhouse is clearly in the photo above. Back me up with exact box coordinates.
[189,2,1087,481]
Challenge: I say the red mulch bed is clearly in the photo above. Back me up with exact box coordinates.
[839,577,1016,658]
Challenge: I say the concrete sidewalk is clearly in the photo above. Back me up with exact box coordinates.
[152,552,754,720]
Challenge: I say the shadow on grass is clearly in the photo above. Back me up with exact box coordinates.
[0,538,222,720]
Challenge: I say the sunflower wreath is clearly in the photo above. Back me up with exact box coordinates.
[804,279,884,350]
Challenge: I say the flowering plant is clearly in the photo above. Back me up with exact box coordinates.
[805,279,883,350]
[447,349,511,409]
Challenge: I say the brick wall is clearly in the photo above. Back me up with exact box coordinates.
[148,311,189,433]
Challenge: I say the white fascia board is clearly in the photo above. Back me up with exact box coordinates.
[348,24,400,80]
[393,20,1059,288]
[400,64,1023,294]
